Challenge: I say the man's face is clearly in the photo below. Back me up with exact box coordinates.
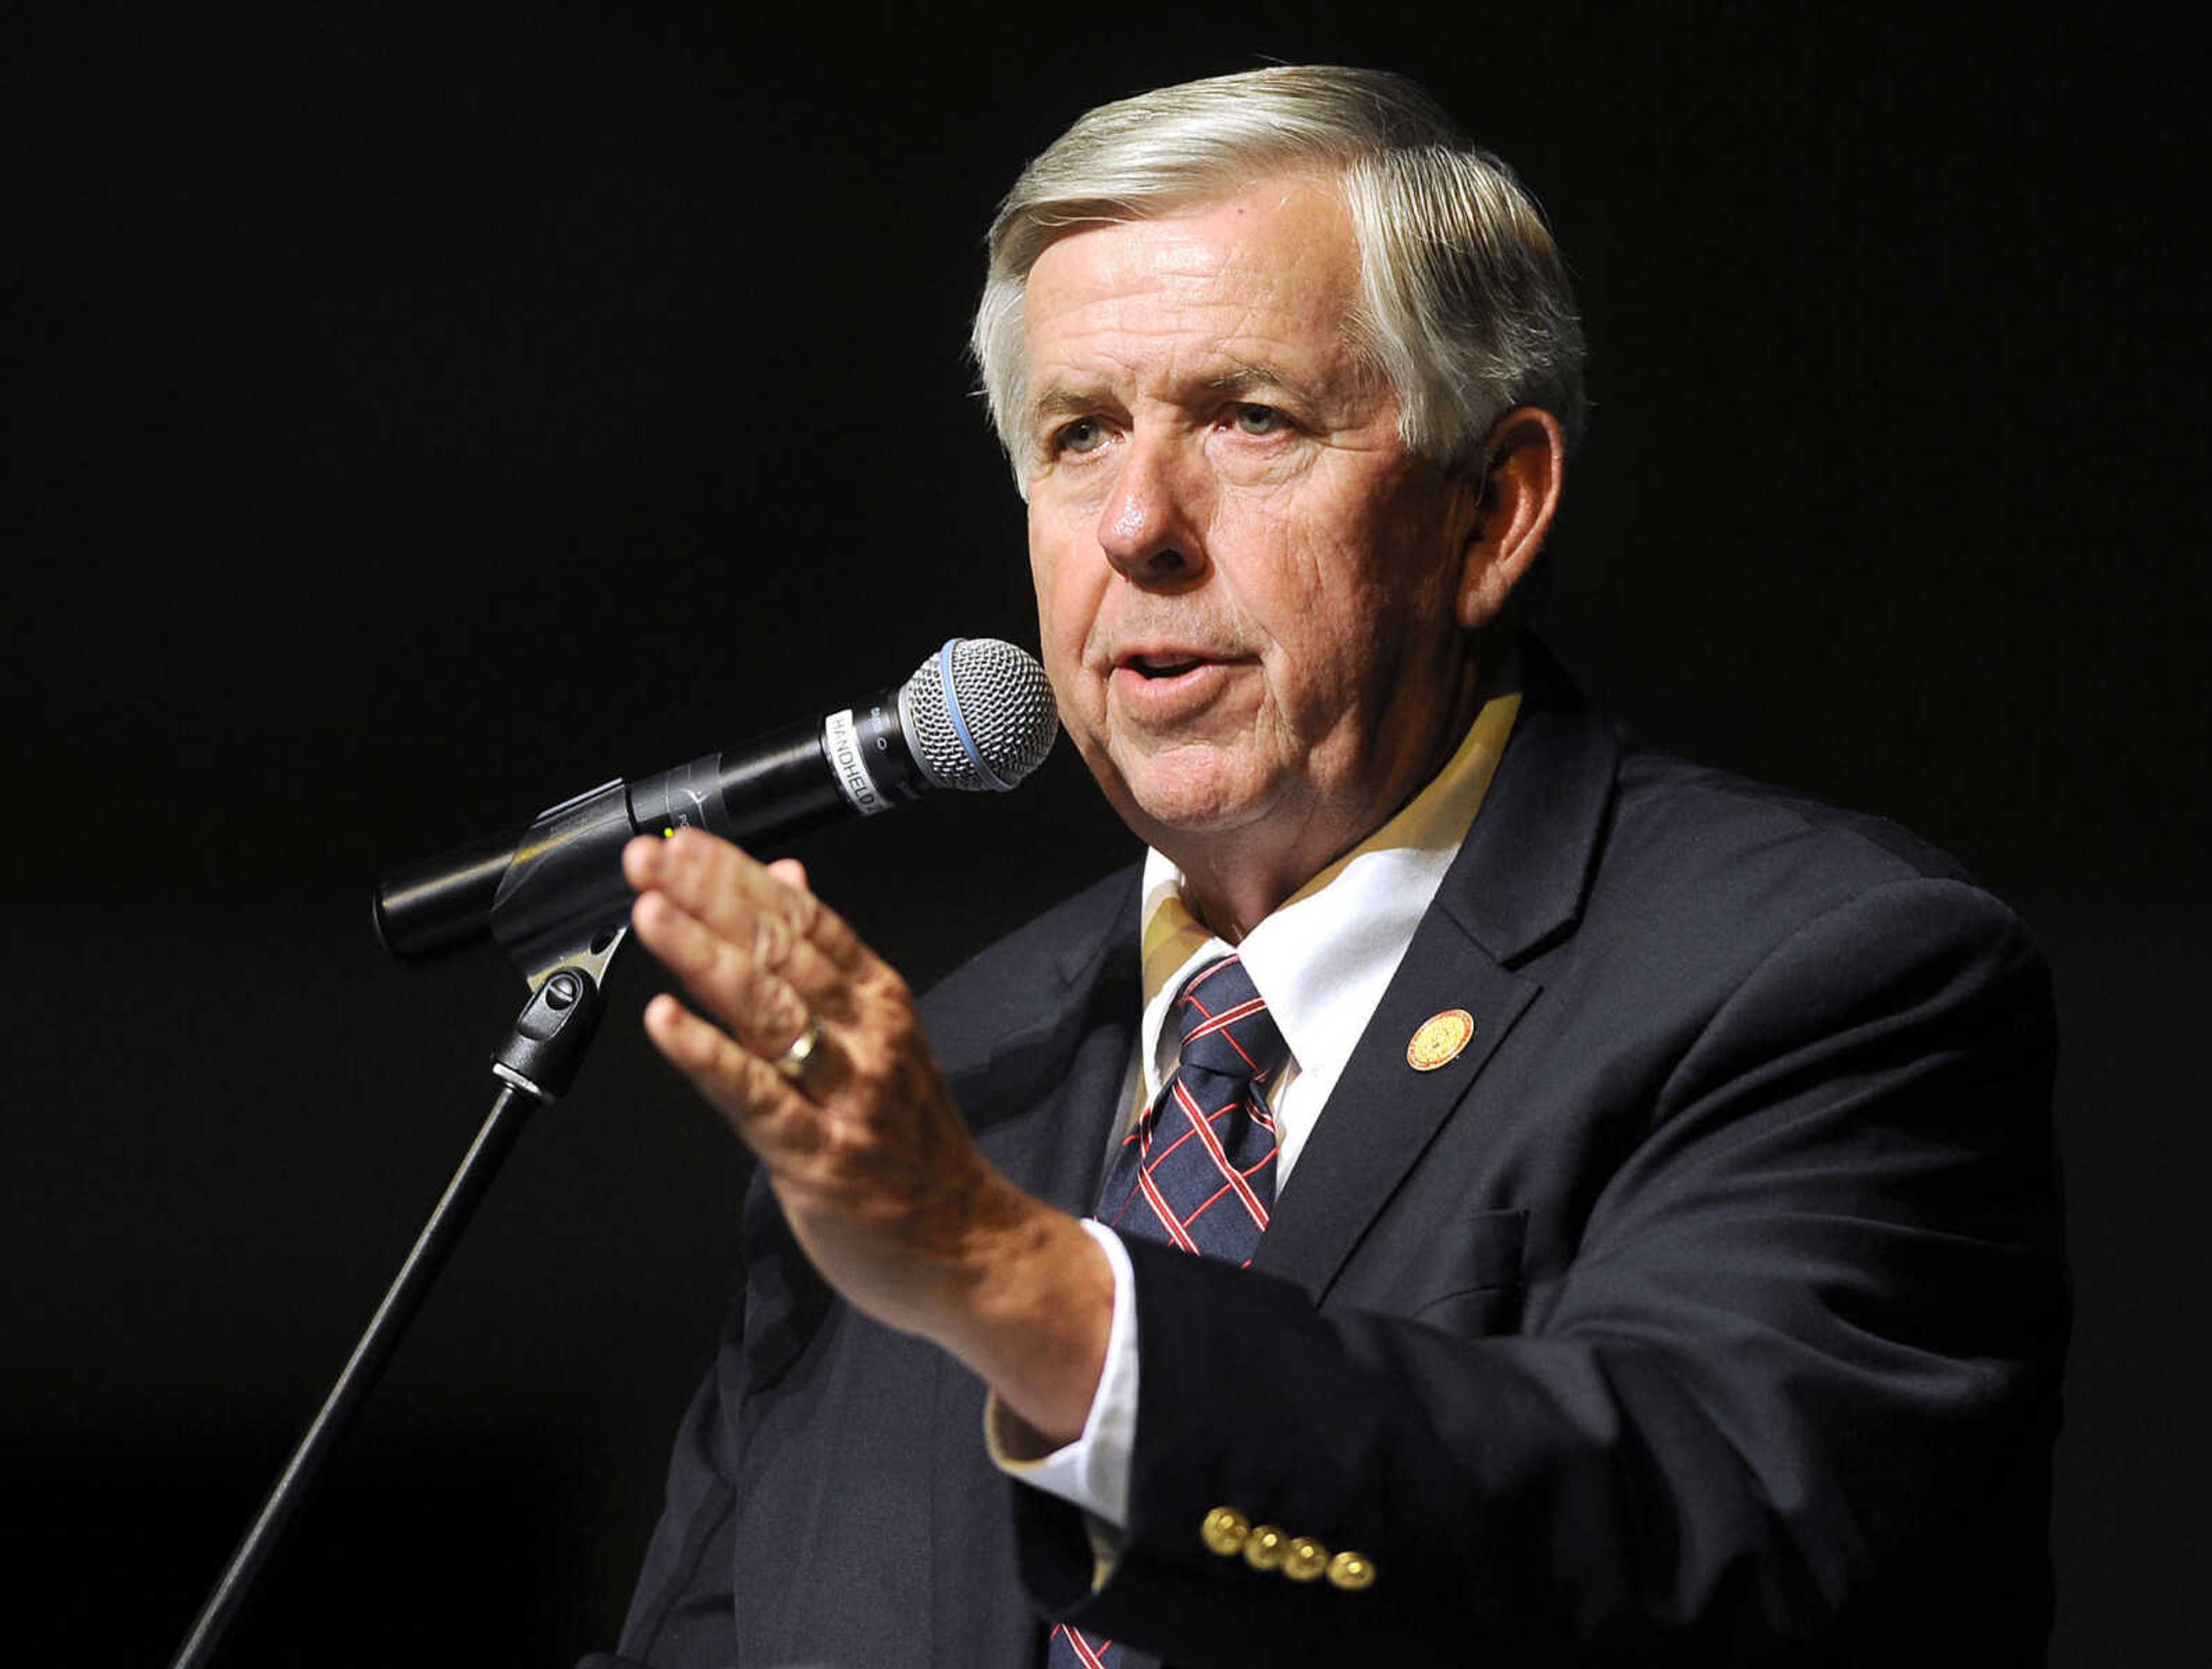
[1022,174,1484,905]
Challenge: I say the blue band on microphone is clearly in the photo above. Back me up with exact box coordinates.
[939,638,1012,791]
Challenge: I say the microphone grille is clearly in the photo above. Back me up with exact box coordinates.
[900,638,1060,792]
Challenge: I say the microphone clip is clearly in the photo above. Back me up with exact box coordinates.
[484,776,644,1102]
[490,777,641,992]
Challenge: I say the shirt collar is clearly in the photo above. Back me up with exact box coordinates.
[1137,665,1523,1101]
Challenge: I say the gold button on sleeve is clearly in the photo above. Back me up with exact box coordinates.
[1200,1506,1250,1558]
[1243,1523,1289,1572]
[1283,1537,1330,1581]
[1325,1550,1377,1591]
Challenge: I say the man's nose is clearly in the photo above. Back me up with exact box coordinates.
[1097,433,1207,586]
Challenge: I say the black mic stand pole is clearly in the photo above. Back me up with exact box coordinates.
[166,870,631,1669]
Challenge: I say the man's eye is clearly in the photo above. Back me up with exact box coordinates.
[1230,404,1289,436]
[1056,418,1108,455]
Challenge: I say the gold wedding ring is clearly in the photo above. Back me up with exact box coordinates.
[772,1015,825,1083]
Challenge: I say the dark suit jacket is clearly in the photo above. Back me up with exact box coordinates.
[602,647,2067,1667]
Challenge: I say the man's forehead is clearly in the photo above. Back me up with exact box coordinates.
[1020,177,1363,384]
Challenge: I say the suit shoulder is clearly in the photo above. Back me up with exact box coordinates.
[1610,738,1989,897]
[1565,737,2047,1003]
[1516,638,1983,900]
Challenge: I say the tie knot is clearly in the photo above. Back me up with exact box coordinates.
[1171,955,1287,1086]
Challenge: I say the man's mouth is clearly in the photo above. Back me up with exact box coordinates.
[1109,650,1234,716]
[1125,651,1211,680]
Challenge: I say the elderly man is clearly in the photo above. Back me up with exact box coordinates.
[599,66,2066,1668]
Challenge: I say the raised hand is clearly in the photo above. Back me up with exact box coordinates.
[624,829,1110,1443]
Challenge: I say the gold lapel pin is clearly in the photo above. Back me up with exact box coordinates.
[1407,1008,1476,1071]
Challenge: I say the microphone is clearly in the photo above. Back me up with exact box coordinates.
[373,637,1059,973]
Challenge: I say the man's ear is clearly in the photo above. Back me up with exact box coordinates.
[1455,407,1566,631]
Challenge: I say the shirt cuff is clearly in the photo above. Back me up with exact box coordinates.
[984,1217,1139,1533]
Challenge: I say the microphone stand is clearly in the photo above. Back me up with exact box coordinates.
[166,904,629,1669]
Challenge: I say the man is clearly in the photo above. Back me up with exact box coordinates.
[597,66,2066,1667]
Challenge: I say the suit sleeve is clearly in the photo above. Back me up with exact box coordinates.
[1016,878,2067,1665]
[608,1311,746,1668]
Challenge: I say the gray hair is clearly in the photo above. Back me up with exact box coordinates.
[971,65,1586,490]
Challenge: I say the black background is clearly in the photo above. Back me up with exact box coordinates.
[6,5,2203,1663]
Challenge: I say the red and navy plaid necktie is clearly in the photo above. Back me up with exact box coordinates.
[1047,954,1287,1669]
[1096,954,1285,1265]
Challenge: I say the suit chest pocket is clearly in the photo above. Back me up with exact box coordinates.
[1399,1207,1529,1337]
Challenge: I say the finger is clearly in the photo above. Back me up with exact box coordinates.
[767,857,809,892]
[642,992,824,1158]
[632,835,871,977]
[631,886,828,1052]
[626,833,857,1004]
[628,830,870,977]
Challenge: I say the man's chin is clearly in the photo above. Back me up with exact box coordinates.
[1104,765,1284,847]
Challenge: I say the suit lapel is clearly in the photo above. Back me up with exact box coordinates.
[1255,915,1539,1302]
[926,878,1142,1669]
[967,887,1143,1210]
[1256,654,1619,1305]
